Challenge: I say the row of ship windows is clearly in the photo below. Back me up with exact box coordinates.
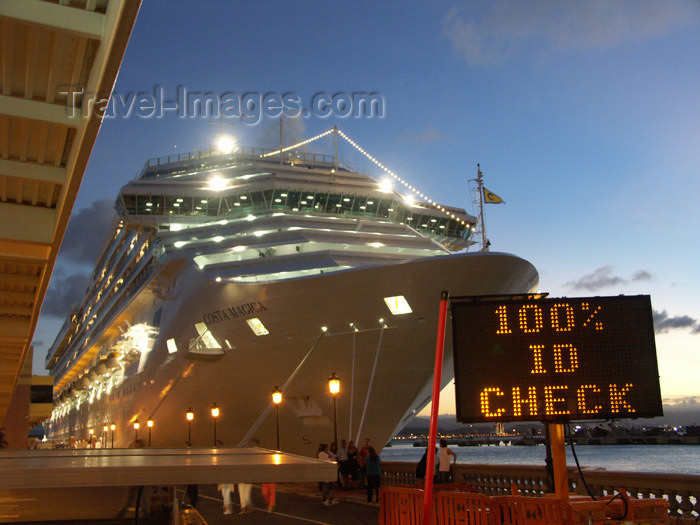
[119,189,472,239]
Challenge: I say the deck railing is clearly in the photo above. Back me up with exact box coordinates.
[381,461,700,522]
[138,146,338,179]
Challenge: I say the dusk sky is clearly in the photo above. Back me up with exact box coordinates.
[32,1,700,414]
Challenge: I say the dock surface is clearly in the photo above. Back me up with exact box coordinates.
[29,483,379,525]
[191,484,379,524]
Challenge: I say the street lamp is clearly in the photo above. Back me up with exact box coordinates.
[133,420,140,447]
[211,403,220,447]
[110,424,115,448]
[103,425,108,448]
[328,372,340,445]
[147,418,153,447]
[272,387,282,450]
[88,428,94,449]
[186,408,194,447]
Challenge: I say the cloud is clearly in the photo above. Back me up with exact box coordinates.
[662,395,700,407]
[399,126,448,144]
[40,198,115,318]
[630,270,652,282]
[565,265,651,292]
[58,198,115,266]
[40,272,91,318]
[653,310,700,334]
[443,1,699,65]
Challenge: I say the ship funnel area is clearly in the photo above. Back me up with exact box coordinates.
[50,323,158,420]
[185,322,224,361]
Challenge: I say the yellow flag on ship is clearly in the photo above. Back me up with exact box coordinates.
[483,187,504,204]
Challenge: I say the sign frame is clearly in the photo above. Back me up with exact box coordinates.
[451,294,663,424]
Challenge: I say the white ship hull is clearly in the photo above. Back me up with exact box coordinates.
[45,251,537,455]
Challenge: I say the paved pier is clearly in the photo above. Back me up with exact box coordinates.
[187,484,379,525]
[33,483,379,525]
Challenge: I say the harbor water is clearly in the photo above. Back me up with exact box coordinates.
[381,443,700,475]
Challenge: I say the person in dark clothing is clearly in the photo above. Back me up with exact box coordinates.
[185,484,198,507]
[415,447,437,484]
[365,446,381,503]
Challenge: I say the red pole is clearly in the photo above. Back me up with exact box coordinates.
[421,291,449,525]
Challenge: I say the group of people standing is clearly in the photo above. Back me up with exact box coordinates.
[209,438,385,514]
[318,437,382,504]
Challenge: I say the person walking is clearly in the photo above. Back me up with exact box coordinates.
[261,483,276,513]
[438,438,457,483]
[218,483,235,515]
[365,446,381,503]
[238,483,253,514]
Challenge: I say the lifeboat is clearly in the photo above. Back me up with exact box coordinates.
[74,377,88,392]
[106,353,121,371]
[94,358,108,376]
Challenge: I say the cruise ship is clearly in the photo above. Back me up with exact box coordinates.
[43,132,538,455]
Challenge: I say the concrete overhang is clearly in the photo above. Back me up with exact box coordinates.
[0,0,142,425]
[0,447,337,489]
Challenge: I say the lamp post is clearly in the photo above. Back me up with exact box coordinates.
[88,428,94,449]
[186,408,194,447]
[211,403,220,447]
[133,420,140,447]
[328,372,340,445]
[272,387,282,450]
[147,418,153,447]
[103,425,108,448]
[110,423,115,448]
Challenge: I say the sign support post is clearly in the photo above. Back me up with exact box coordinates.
[548,422,569,500]
[421,291,449,525]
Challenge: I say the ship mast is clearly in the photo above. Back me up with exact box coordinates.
[333,125,338,173]
[476,164,489,252]
[279,117,284,164]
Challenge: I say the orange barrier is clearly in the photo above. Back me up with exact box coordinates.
[434,491,491,525]
[491,495,575,525]
[380,487,431,525]
[381,485,670,525]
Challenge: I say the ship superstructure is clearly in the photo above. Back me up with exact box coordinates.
[44,135,538,454]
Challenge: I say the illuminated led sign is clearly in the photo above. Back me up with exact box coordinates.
[451,295,663,423]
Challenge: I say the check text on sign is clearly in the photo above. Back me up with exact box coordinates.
[450,295,663,423]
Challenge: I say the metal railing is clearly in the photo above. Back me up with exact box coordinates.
[138,146,337,179]
[381,461,700,522]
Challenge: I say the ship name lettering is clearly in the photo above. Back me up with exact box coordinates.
[204,301,267,324]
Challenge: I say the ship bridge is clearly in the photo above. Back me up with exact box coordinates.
[117,149,478,252]
[0,0,141,431]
